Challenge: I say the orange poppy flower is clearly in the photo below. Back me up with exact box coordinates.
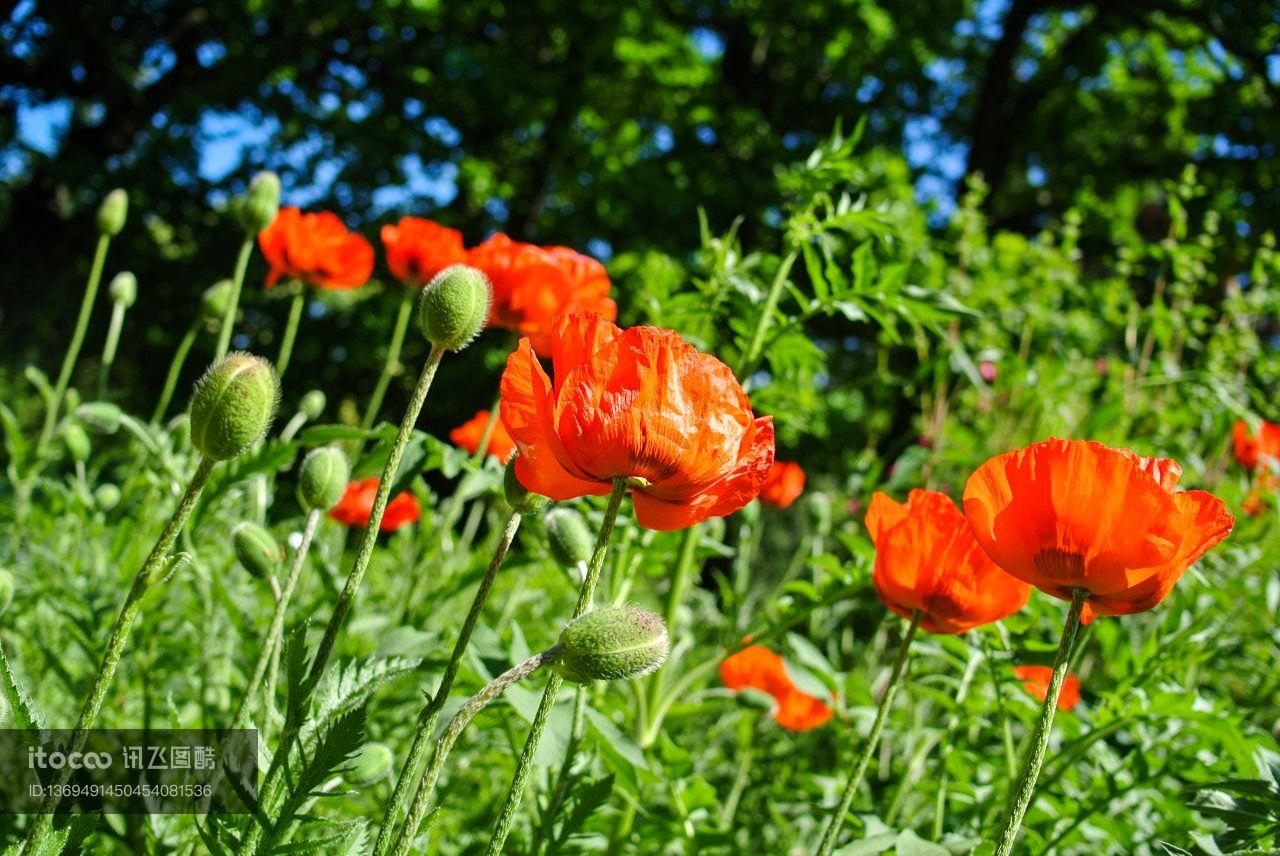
[720,645,833,732]
[467,234,616,356]
[1233,418,1280,472]
[328,478,422,532]
[500,313,774,531]
[760,460,805,509]
[1013,665,1081,711]
[865,490,1031,634]
[449,409,517,463]
[1242,473,1280,516]
[259,207,375,290]
[380,216,467,286]
[963,439,1234,624]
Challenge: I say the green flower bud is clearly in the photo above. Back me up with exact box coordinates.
[418,265,491,351]
[0,569,13,616]
[188,352,280,461]
[504,458,548,515]
[76,402,123,433]
[232,522,282,580]
[551,606,669,683]
[344,742,393,785]
[96,189,129,237]
[61,423,91,463]
[297,446,350,512]
[108,271,138,307]
[299,389,326,421]
[201,279,236,327]
[544,507,593,567]
[235,171,281,235]
[94,484,122,511]
[148,551,192,586]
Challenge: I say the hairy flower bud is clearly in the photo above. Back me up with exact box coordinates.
[544,507,593,567]
[297,446,350,511]
[94,483,122,511]
[0,569,13,616]
[61,423,91,463]
[418,264,491,351]
[108,271,138,307]
[551,606,670,683]
[345,742,393,785]
[235,171,281,235]
[504,457,549,515]
[96,188,129,237]
[201,279,236,327]
[299,389,326,421]
[233,522,282,580]
[189,353,280,461]
[76,402,122,433]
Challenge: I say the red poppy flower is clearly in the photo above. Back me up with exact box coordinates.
[1013,665,1081,711]
[963,439,1234,624]
[866,490,1031,634]
[1233,418,1280,472]
[720,645,833,732]
[760,460,805,509]
[259,207,375,290]
[380,216,467,286]
[328,478,422,532]
[467,234,616,356]
[500,313,774,531]
[1242,473,1280,516]
[449,409,516,463]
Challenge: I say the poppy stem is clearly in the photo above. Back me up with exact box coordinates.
[993,587,1089,856]
[372,509,524,856]
[39,234,112,455]
[815,609,922,856]
[485,478,629,855]
[214,236,256,362]
[361,287,416,431]
[152,320,200,423]
[275,291,306,379]
[96,298,129,398]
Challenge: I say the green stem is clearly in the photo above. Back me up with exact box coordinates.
[665,524,701,631]
[20,456,215,855]
[734,250,798,380]
[152,321,200,423]
[388,648,558,856]
[275,291,305,379]
[718,716,756,829]
[373,510,524,856]
[992,588,1088,856]
[361,288,416,431]
[534,682,591,852]
[472,399,502,462]
[816,610,922,856]
[231,508,323,729]
[485,479,629,855]
[214,237,256,362]
[97,300,127,398]
[40,234,111,453]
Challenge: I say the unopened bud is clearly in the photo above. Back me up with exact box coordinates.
[504,458,548,515]
[148,551,192,586]
[297,446,350,512]
[299,390,326,421]
[108,271,138,307]
[544,507,593,567]
[61,423,91,463]
[76,402,123,433]
[418,265,491,351]
[551,606,670,683]
[232,522,282,580]
[96,189,129,237]
[94,484,121,511]
[235,171,281,235]
[202,279,236,327]
[345,742,393,785]
[0,569,12,616]
[189,353,280,461]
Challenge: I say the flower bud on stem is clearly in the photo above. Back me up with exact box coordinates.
[274,290,306,380]
[96,273,137,398]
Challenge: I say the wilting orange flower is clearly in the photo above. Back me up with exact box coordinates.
[380,216,467,286]
[328,478,422,532]
[720,645,833,732]
[964,439,1234,624]
[760,460,805,509]
[467,234,616,355]
[501,313,774,531]
[1013,665,1081,711]
[449,409,516,463]
[866,490,1031,633]
[259,207,374,289]
[1233,418,1280,472]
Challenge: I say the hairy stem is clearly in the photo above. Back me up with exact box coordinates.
[214,237,257,361]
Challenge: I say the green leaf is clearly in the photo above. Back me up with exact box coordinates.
[0,641,43,729]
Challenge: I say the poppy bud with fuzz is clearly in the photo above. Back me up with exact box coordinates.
[189,353,280,461]
[108,272,137,307]
[96,189,128,237]
[551,606,670,683]
[299,390,326,421]
[418,264,491,351]
[297,446,350,511]
[544,507,593,567]
[235,171,281,235]
[233,522,282,580]
[201,280,235,327]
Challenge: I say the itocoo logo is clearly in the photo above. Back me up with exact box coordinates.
[27,746,113,770]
